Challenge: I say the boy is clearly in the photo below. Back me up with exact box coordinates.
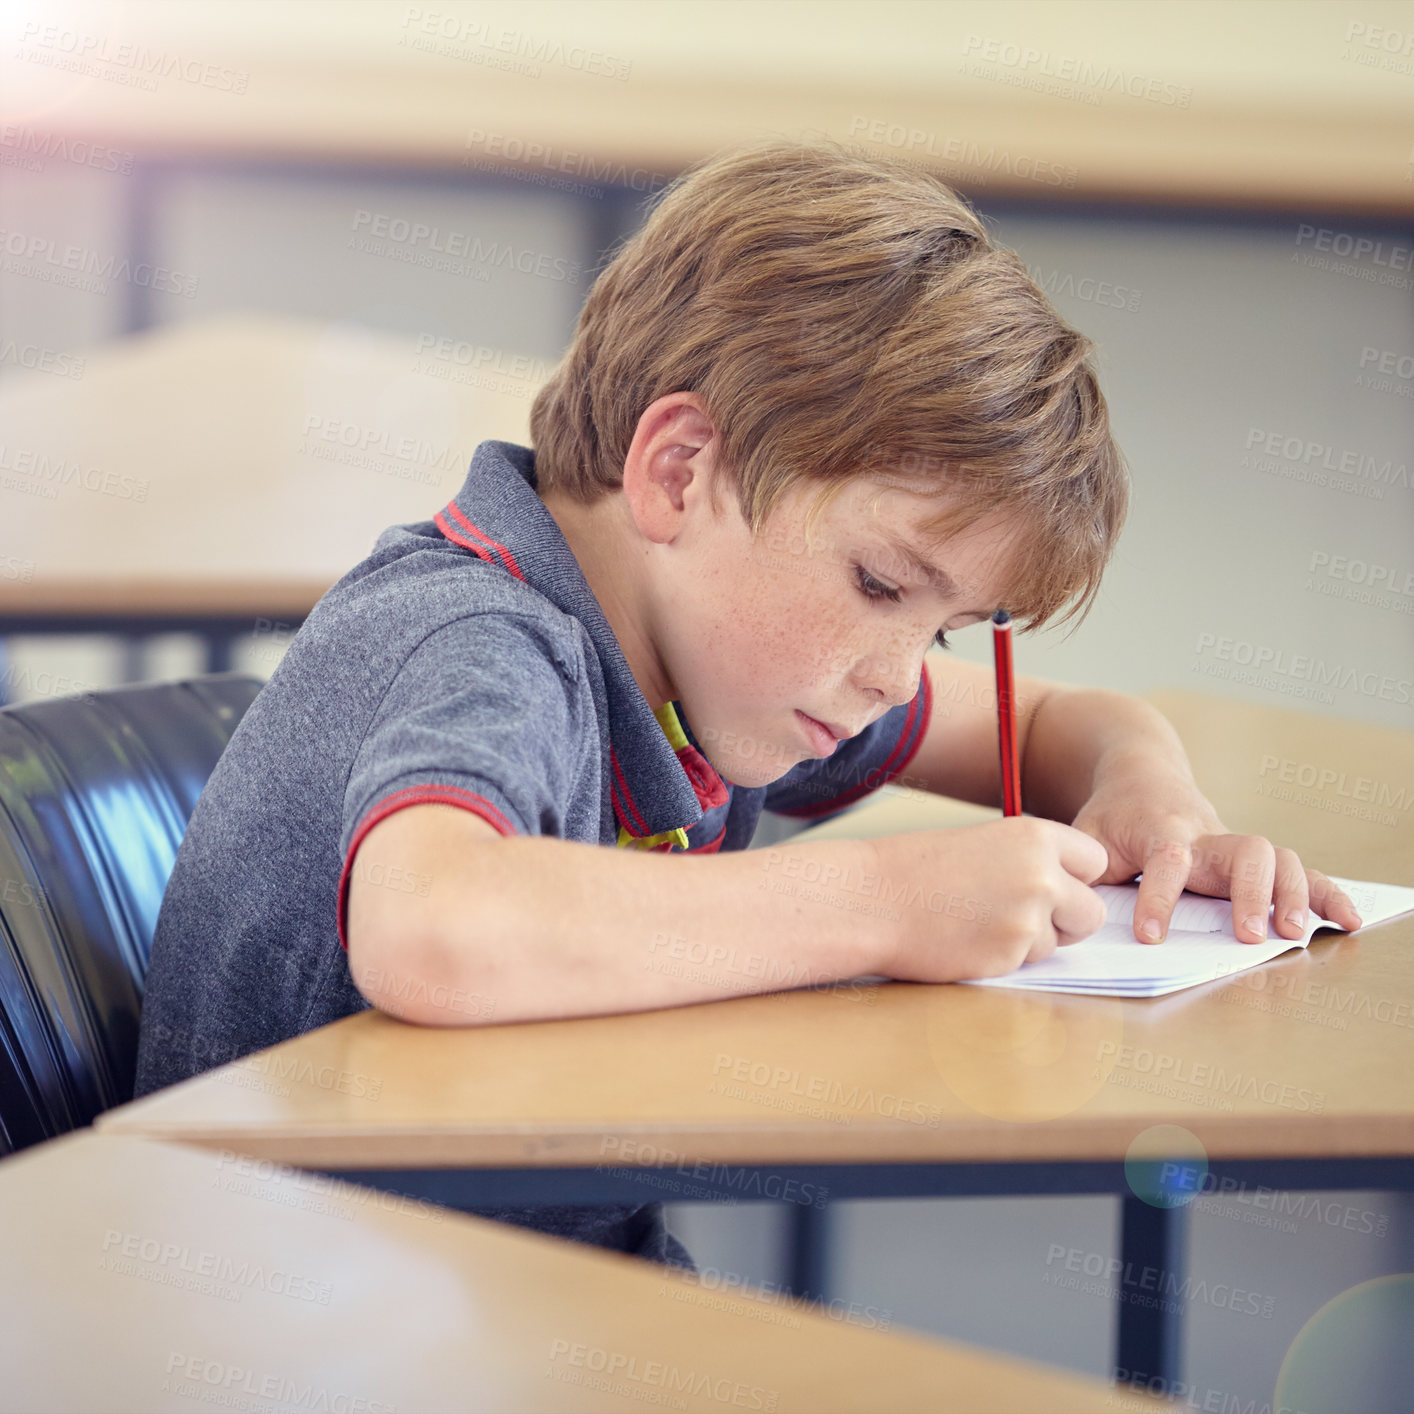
[134,140,1361,1269]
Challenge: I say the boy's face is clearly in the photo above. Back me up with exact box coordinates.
[657,462,1022,789]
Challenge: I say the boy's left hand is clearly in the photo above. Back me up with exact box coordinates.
[1070,766,1365,945]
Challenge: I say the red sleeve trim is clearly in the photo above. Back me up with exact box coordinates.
[337,784,517,951]
[776,667,934,821]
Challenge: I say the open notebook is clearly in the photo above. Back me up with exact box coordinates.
[961,875,1414,998]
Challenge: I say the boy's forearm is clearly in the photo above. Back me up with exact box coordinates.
[411,833,891,1024]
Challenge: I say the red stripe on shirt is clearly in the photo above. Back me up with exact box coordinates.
[689,823,728,854]
[433,510,496,564]
[442,502,526,581]
[336,784,517,950]
[609,745,651,837]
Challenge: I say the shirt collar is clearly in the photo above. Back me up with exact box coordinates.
[434,440,726,844]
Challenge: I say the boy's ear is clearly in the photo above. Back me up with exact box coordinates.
[621,394,718,544]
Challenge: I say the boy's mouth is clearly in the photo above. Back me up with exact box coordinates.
[795,710,843,756]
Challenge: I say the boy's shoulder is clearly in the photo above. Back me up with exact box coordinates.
[303,440,596,684]
[320,520,589,674]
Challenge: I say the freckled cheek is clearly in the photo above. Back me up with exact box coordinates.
[716,604,796,695]
[753,606,853,692]
[710,563,854,694]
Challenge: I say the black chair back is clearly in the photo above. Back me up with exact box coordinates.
[0,674,261,1155]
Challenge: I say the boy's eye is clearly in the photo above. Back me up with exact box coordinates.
[854,564,952,650]
[854,565,902,603]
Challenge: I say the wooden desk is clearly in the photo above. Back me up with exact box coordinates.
[99,904,1414,1394]
[98,690,1414,1386]
[0,315,537,666]
[0,1132,1157,1414]
[100,687,1414,1166]
[98,914,1414,1166]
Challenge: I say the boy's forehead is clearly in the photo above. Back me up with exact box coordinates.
[851,477,997,543]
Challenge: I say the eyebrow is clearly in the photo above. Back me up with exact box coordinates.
[880,533,960,599]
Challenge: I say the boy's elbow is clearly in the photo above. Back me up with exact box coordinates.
[348,918,474,1027]
[344,804,507,1026]
[351,917,507,1027]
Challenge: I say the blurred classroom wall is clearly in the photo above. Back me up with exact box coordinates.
[2,0,1411,1402]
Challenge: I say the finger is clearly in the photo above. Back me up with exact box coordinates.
[1184,838,1228,894]
[1306,871,1364,932]
[1071,819,1139,886]
[1022,924,1060,966]
[1227,835,1277,943]
[1270,848,1310,939]
[1132,839,1193,944]
[1050,874,1109,948]
[1049,820,1112,886]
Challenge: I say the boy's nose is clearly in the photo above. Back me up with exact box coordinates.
[853,648,923,708]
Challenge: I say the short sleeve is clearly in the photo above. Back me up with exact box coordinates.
[763,667,932,823]
[336,614,585,946]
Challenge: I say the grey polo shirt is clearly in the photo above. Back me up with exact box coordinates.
[134,439,932,1265]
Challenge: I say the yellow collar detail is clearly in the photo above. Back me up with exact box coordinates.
[614,702,692,853]
[616,823,691,851]
[653,700,691,751]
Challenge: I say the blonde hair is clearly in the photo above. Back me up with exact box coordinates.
[529,138,1128,631]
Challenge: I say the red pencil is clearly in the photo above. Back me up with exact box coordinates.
[992,610,1022,816]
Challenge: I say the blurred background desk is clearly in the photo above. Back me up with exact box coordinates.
[2,1,1411,210]
[0,315,533,681]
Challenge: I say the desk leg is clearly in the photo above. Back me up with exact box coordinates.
[119,636,147,684]
[1115,1195,1186,1387]
[784,1201,831,1303]
[204,632,236,674]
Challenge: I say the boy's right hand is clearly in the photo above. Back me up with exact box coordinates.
[871,816,1111,983]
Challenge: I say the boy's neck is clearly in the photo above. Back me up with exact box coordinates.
[540,489,678,712]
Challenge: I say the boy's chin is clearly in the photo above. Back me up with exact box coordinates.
[711,749,801,791]
[687,716,803,789]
